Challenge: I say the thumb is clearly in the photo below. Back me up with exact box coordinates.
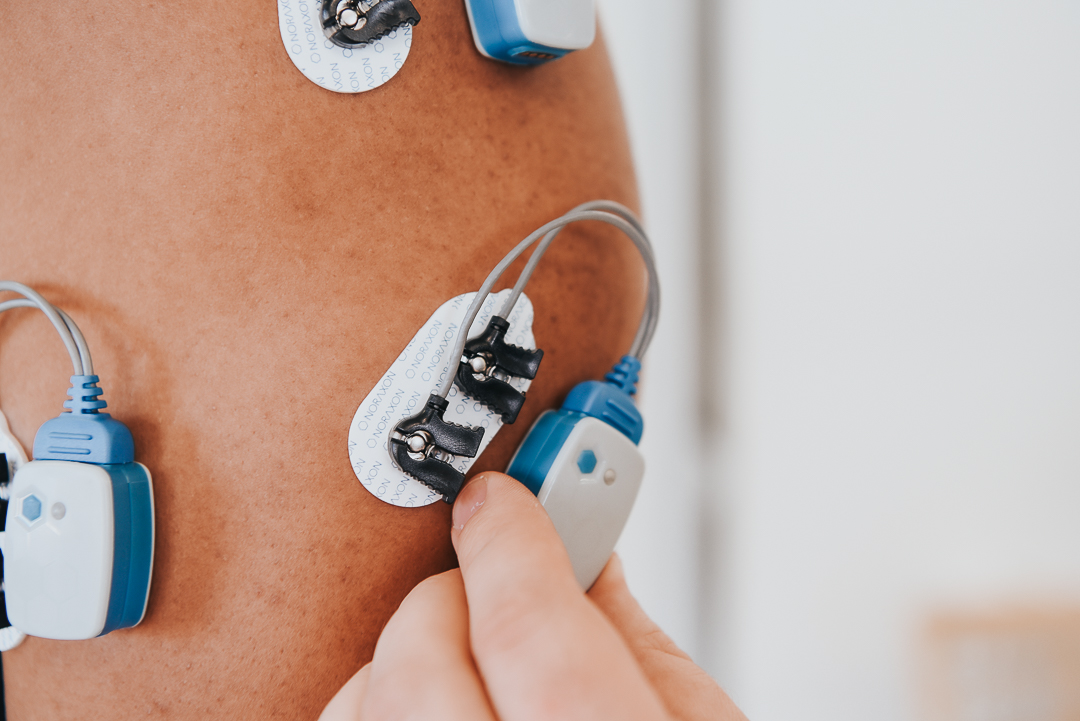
[450,472,668,721]
[450,472,583,639]
[451,471,579,591]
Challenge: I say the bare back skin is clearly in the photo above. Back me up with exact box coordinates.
[0,3,643,718]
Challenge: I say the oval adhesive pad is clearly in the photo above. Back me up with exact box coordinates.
[277,0,413,93]
[0,408,28,471]
[349,291,535,507]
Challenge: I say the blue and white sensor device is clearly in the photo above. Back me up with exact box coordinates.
[507,357,644,589]
[464,0,596,66]
[381,203,657,586]
[0,376,154,640]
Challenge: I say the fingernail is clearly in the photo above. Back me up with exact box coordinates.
[452,476,488,530]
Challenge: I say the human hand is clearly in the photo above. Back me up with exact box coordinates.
[319,472,747,720]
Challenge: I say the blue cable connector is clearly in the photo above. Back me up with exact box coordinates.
[26,374,153,636]
[562,356,643,444]
[507,356,644,495]
[32,375,135,464]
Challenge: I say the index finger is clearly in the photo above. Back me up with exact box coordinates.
[450,472,669,721]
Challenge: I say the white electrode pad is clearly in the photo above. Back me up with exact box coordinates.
[0,409,28,473]
[349,291,535,507]
[0,408,28,651]
[277,0,413,93]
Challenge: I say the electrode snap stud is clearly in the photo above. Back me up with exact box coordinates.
[389,394,485,503]
[455,316,543,424]
[321,0,420,48]
[405,431,430,455]
[468,355,489,374]
[338,8,362,28]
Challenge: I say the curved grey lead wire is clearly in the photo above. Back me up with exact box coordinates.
[58,309,93,375]
[498,200,650,320]
[449,208,659,397]
[435,207,660,398]
[497,203,660,359]
[521,201,656,356]
[0,282,87,376]
[511,202,659,357]
[0,299,94,376]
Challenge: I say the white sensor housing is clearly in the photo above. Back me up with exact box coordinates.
[533,417,644,589]
[2,462,116,639]
[1,460,154,640]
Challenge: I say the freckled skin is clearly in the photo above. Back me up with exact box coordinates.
[0,3,642,719]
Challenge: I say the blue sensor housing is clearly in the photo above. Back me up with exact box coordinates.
[507,356,642,495]
[464,0,596,66]
[99,462,155,635]
[32,376,134,464]
[5,375,156,637]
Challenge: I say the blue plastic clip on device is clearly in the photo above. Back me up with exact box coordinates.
[507,356,645,589]
[463,0,597,66]
[1,375,154,640]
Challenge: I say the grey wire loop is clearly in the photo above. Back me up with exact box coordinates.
[498,200,657,354]
[0,282,92,376]
[435,202,660,398]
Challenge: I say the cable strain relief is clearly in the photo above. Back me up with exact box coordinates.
[32,412,135,464]
[561,358,644,445]
[33,375,135,464]
[63,375,108,414]
[604,355,641,396]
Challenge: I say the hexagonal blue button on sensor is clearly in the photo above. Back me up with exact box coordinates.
[576,450,597,474]
[21,494,43,522]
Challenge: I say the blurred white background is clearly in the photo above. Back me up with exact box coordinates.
[598,1,1080,719]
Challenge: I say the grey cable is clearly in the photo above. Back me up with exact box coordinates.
[497,200,658,354]
[0,300,93,376]
[442,207,659,398]
[0,283,91,376]
[498,200,649,318]
[59,309,92,375]
[435,206,661,398]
